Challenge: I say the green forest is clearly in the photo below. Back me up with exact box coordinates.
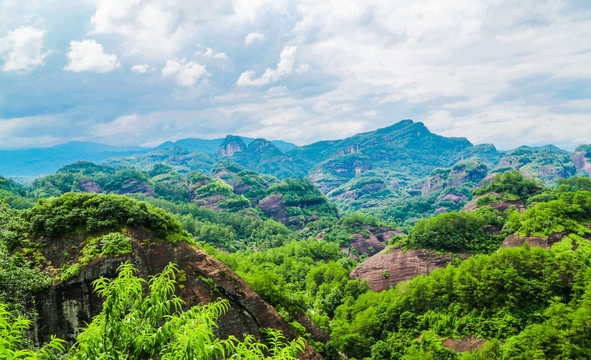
[1,161,591,359]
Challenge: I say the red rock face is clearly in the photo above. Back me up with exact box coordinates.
[349,246,468,292]
[436,192,467,204]
[347,226,405,259]
[34,231,323,360]
[258,193,293,225]
[78,179,102,193]
[572,151,591,177]
[500,232,578,250]
[462,192,526,213]
[117,179,156,197]
[218,140,246,157]
[441,336,487,353]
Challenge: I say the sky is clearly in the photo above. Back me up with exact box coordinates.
[0,0,590,151]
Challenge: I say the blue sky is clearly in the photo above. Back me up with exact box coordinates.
[0,0,590,150]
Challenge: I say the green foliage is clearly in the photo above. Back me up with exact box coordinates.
[0,176,34,209]
[575,144,591,156]
[409,207,505,253]
[24,193,190,243]
[219,194,251,210]
[0,247,52,313]
[473,170,542,199]
[268,178,338,219]
[341,212,388,228]
[504,191,591,237]
[369,187,472,227]
[333,243,589,359]
[69,262,305,359]
[100,233,133,255]
[0,303,65,359]
[557,176,591,192]
[194,180,233,198]
[57,161,115,176]
[60,263,81,282]
[209,238,366,318]
[474,194,501,207]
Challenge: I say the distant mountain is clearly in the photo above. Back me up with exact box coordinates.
[0,141,149,177]
[2,120,588,223]
[156,137,297,154]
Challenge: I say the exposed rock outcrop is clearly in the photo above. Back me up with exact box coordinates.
[345,226,405,259]
[349,246,468,292]
[35,230,323,360]
[217,135,247,157]
[117,179,155,197]
[435,191,467,205]
[572,151,591,177]
[78,179,102,193]
[258,194,295,226]
[462,192,526,213]
[420,162,488,196]
[441,336,487,353]
[500,233,565,250]
[293,310,331,344]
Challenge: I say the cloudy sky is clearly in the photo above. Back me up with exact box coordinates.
[0,0,590,150]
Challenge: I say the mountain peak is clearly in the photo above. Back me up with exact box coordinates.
[373,119,429,135]
[217,135,247,157]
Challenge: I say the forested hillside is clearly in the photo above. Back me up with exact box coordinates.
[1,129,591,359]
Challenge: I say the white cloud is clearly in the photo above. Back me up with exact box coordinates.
[244,32,264,45]
[295,63,309,73]
[93,114,140,136]
[0,115,66,149]
[1,26,50,72]
[425,101,591,151]
[131,64,152,73]
[200,47,228,60]
[162,58,207,87]
[65,39,120,73]
[237,45,297,86]
[90,0,232,59]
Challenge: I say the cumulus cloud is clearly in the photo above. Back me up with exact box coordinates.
[93,114,140,136]
[131,64,153,73]
[162,58,207,87]
[237,45,297,86]
[244,32,264,45]
[1,0,591,150]
[0,26,50,72]
[90,0,234,59]
[199,47,228,60]
[65,39,120,73]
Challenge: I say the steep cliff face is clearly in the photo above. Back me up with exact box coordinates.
[500,233,565,250]
[34,230,323,360]
[345,226,405,259]
[349,246,468,292]
[420,161,488,196]
[78,179,102,193]
[217,135,247,157]
[462,192,526,213]
[572,151,591,177]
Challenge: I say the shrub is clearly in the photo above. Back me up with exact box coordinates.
[100,233,133,255]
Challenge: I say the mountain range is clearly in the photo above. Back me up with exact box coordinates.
[2,119,590,226]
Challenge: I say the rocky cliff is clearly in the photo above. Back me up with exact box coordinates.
[462,192,526,213]
[346,225,405,259]
[34,229,323,359]
[217,135,247,157]
[349,246,468,292]
[500,233,566,250]
[572,151,591,177]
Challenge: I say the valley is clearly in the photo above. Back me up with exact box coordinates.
[1,120,591,359]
